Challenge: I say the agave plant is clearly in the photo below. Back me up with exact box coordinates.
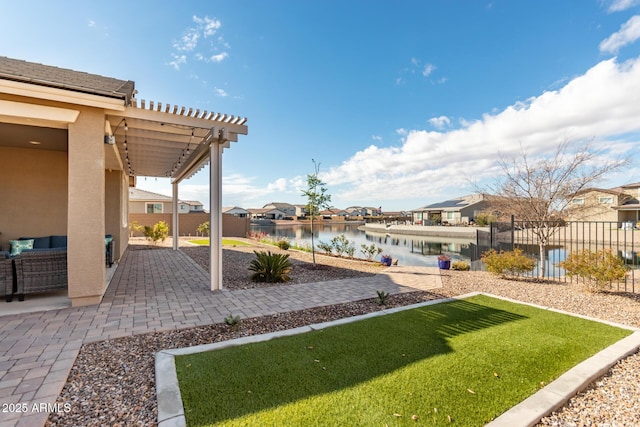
[375,290,390,305]
[248,250,292,283]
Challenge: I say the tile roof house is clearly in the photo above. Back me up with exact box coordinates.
[263,202,296,217]
[411,194,490,225]
[222,206,251,217]
[248,208,288,220]
[0,56,247,306]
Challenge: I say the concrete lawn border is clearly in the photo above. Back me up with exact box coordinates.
[155,292,640,427]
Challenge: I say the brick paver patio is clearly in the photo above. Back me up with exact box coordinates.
[0,247,441,426]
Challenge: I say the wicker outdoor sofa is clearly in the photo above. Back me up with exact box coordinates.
[1,254,14,302]
[3,235,114,302]
[2,236,68,302]
[13,249,68,302]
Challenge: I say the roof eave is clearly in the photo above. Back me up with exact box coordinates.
[0,78,128,110]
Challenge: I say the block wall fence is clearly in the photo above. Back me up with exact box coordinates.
[128,213,250,238]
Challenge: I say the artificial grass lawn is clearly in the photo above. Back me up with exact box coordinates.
[176,295,631,426]
[188,238,252,246]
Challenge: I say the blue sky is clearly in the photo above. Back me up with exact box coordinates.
[2,0,640,211]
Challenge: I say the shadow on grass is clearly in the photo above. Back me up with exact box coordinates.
[176,299,527,425]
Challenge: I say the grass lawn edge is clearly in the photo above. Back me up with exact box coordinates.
[155,292,640,427]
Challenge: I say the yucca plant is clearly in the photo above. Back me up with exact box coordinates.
[248,251,292,283]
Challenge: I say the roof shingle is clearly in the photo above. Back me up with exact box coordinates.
[0,56,135,103]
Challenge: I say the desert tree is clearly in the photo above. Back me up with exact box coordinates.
[301,159,332,264]
[486,139,628,278]
[196,221,210,237]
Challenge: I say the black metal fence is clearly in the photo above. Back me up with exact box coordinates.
[471,218,639,293]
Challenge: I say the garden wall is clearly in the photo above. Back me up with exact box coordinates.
[129,213,250,237]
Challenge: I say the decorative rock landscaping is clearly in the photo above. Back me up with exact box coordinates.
[45,246,640,426]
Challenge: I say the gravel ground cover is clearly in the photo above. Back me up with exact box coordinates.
[46,245,640,426]
[181,242,385,289]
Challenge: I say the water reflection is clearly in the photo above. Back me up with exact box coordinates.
[250,223,474,267]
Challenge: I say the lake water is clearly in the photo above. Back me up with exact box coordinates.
[250,223,476,267]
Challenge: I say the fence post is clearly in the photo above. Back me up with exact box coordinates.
[510,214,515,251]
[490,222,494,249]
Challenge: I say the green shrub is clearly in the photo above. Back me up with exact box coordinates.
[248,251,292,283]
[276,239,291,250]
[196,221,210,237]
[330,234,354,257]
[144,220,169,245]
[475,213,496,227]
[317,241,333,255]
[345,245,356,258]
[290,242,312,252]
[451,261,470,271]
[559,249,627,292]
[481,248,536,278]
[128,220,144,237]
[360,244,383,261]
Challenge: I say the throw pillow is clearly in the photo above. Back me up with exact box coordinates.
[10,239,34,256]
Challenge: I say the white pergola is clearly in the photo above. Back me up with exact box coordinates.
[105,99,248,291]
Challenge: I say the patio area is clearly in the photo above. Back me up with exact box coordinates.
[0,245,441,426]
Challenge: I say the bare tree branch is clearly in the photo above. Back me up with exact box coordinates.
[478,139,629,277]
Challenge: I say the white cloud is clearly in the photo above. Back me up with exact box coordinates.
[372,135,383,141]
[323,56,640,204]
[397,58,443,85]
[209,52,229,62]
[169,54,187,71]
[219,174,301,207]
[193,16,221,37]
[422,63,436,77]
[213,87,228,97]
[178,184,209,203]
[170,15,229,69]
[600,15,640,53]
[267,178,288,192]
[607,0,640,12]
[458,118,473,128]
[428,116,451,129]
[222,174,265,198]
[174,26,200,52]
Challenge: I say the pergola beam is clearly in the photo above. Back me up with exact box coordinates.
[108,105,248,135]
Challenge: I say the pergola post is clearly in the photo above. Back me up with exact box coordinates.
[172,182,179,251]
[210,139,223,291]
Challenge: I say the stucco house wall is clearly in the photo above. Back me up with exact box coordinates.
[565,182,640,224]
[0,147,68,244]
[568,189,625,222]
